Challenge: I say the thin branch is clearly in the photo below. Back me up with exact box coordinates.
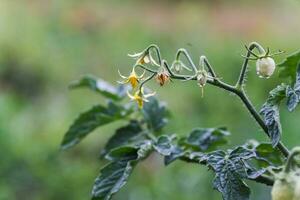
[200,56,217,78]
[133,44,290,157]
[146,44,162,65]
[236,42,266,87]
[135,64,157,74]
[176,49,198,73]
[248,174,274,186]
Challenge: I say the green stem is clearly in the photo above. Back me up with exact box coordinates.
[176,49,198,73]
[134,44,290,157]
[146,44,162,65]
[139,73,157,90]
[200,56,217,78]
[284,147,300,173]
[236,42,266,87]
[168,74,290,157]
[236,89,290,157]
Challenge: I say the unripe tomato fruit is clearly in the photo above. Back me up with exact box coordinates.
[271,175,295,200]
[293,170,300,200]
[256,57,276,78]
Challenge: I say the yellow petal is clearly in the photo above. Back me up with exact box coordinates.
[129,77,139,88]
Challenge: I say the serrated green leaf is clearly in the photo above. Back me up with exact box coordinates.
[260,104,281,147]
[260,84,287,147]
[102,121,143,156]
[153,135,175,156]
[207,147,255,200]
[61,102,132,150]
[164,146,185,166]
[136,140,153,159]
[254,143,284,166]
[185,127,230,151]
[286,86,299,111]
[92,158,136,200]
[265,84,287,105]
[69,75,127,101]
[278,50,300,83]
[142,96,169,132]
[92,141,152,200]
[105,146,139,162]
[286,64,300,111]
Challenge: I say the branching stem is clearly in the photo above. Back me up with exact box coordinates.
[236,42,265,87]
[134,44,290,157]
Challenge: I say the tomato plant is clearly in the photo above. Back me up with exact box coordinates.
[61,42,300,200]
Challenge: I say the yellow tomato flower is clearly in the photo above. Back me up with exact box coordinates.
[118,68,145,89]
[127,89,156,108]
[128,51,159,66]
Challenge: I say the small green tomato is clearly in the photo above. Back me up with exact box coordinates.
[293,170,300,200]
[271,173,295,200]
[272,147,300,200]
[256,57,276,78]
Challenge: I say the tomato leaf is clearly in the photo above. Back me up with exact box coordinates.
[278,50,300,83]
[102,121,143,156]
[92,142,152,200]
[254,143,284,166]
[61,102,132,150]
[164,146,185,165]
[153,135,176,156]
[207,147,255,200]
[92,150,137,200]
[69,75,127,101]
[286,64,300,111]
[260,84,287,147]
[142,96,169,132]
[105,146,139,162]
[185,127,230,151]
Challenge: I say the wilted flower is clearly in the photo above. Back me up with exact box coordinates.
[256,57,276,78]
[118,68,145,89]
[156,68,171,86]
[171,60,191,73]
[127,88,156,108]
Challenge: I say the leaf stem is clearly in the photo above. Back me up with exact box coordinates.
[179,156,274,186]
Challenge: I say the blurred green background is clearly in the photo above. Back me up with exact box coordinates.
[1,0,300,199]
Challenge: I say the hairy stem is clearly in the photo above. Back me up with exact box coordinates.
[236,42,266,87]
[167,74,289,157]
[134,46,290,157]
[235,89,290,157]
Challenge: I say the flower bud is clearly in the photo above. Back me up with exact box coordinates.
[197,71,207,87]
[171,60,191,73]
[256,57,276,78]
[172,60,182,72]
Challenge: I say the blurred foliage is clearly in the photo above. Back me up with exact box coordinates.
[0,0,300,199]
